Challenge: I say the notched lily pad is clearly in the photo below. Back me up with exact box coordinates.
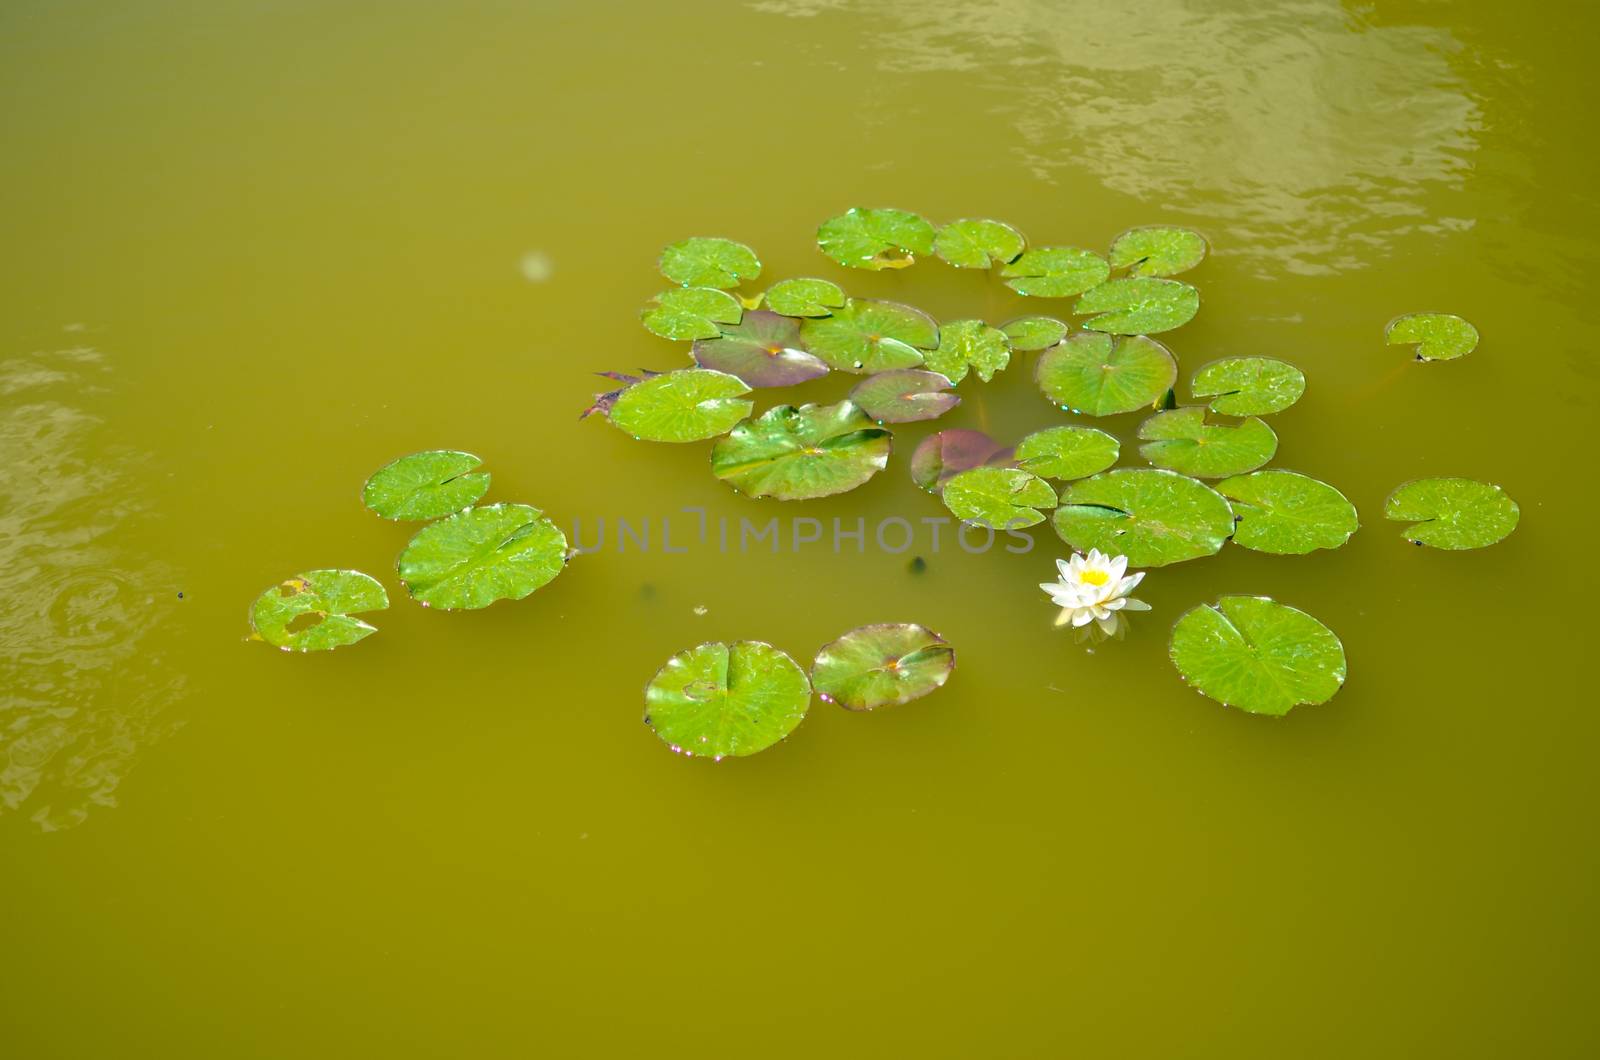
[249,569,388,652]
[942,467,1056,529]
[1219,470,1359,554]
[641,287,743,341]
[934,218,1025,269]
[1014,426,1119,481]
[1053,468,1235,567]
[607,368,753,443]
[1075,277,1199,334]
[811,623,955,711]
[1170,596,1346,716]
[908,429,1013,493]
[1386,313,1479,362]
[1000,316,1068,351]
[1109,226,1207,277]
[1191,357,1305,416]
[1137,407,1278,479]
[763,278,846,317]
[1384,477,1519,549]
[1000,246,1110,298]
[850,369,959,423]
[397,503,569,610]
[816,207,936,270]
[692,310,830,388]
[1035,332,1177,416]
[800,298,937,374]
[924,319,1009,383]
[362,450,490,521]
[658,237,761,289]
[711,399,891,501]
[644,641,811,759]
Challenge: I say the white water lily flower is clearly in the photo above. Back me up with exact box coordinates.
[1040,549,1151,633]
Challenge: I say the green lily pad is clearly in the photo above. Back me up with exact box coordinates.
[1386,313,1479,362]
[924,319,1010,383]
[1014,426,1120,481]
[1035,333,1177,416]
[1170,596,1347,716]
[1218,470,1359,554]
[1053,468,1235,567]
[942,467,1056,529]
[644,641,811,759]
[1108,226,1207,277]
[658,237,761,289]
[934,218,1025,268]
[1000,316,1068,351]
[908,429,1013,493]
[691,311,830,388]
[249,569,388,652]
[764,278,846,317]
[850,369,959,423]
[711,400,891,500]
[1384,477,1519,549]
[1137,407,1278,478]
[1075,277,1199,334]
[607,369,753,443]
[1191,357,1305,416]
[816,207,936,270]
[1000,246,1110,298]
[641,287,743,341]
[362,450,490,521]
[799,299,937,374]
[811,623,955,711]
[396,503,569,610]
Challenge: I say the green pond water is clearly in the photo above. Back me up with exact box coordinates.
[3,0,1597,1055]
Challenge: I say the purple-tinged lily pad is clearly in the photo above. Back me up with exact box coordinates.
[849,370,960,424]
[811,623,955,711]
[908,429,1014,493]
[691,310,831,388]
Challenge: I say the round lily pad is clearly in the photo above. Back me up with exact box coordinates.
[1386,313,1478,361]
[764,278,846,317]
[1001,316,1068,351]
[362,450,490,521]
[908,429,1013,493]
[811,623,955,711]
[942,467,1056,529]
[1219,470,1358,554]
[641,287,743,341]
[608,369,753,443]
[816,207,936,270]
[250,569,388,652]
[711,400,891,500]
[1108,226,1207,277]
[1075,277,1199,334]
[1000,246,1110,298]
[1170,596,1347,716]
[1137,407,1278,478]
[1014,426,1120,481]
[924,319,1009,384]
[1191,357,1305,416]
[1035,332,1177,416]
[397,503,568,610]
[1384,477,1519,549]
[1053,468,1235,567]
[644,641,811,759]
[850,369,959,423]
[692,310,830,388]
[934,218,1025,268]
[658,236,761,289]
[800,299,937,374]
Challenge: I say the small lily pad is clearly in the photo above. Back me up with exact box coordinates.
[934,218,1025,268]
[1218,470,1359,554]
[659,237,761,289]
[816,207,936,270]
[1386,313,1479,362]
[923,319,1010,383]
[942,467,1056,529]
[607,369,753,443]
[764,278,846,317]
[1384,477,1519,549]
[850,370,960,423]
[711,400,891,500]
[1170,596,1346,716]
[908,429,1013,493]
[1053,468,1235,567]
[1035,332,1177,416]
[811,623,955,711]
[250,569,388,652]
[800,298,937,374]
[1137,407,1278,478]
[1013,426,1120,481]
[692,311,831,388]
[397,503,569,610]
[1000,246,1110,298]
[644,641,811,759]
[641,287,743,341]
[1191,357,1305,416]
[1075,277,1199,334]
[362,450,490,521]
[1108,226,1207,277]
[1000,316,1068,351]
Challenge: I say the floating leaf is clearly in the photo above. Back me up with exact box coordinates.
[934,218,1025,268]
[607,369,753,443]
[1075,277,1199,334]
[644,641,811,759]
[1108,226,1208,277]
[249,569,388,652]
[764,278,846,317]
[811,623,955,711]
[909,429,1013,493]
[711,400,891,500]
[1035,333,1177,416]
[1384,477,1519,549]
[658,236,761,289]
[1001,316,1068,351]
[942,467,1056,529]
[1218,470,1359,554]
[362,450,490,521]
[1014,426,1120,481]
[691,311,830,388]
[641,287,743,341]
[397,503,569,610]
[1053,469,1234,567]
[1191,357,1305,416]
[1000,246,1110,298]
[850,369,959,423]
[1137,407,1278,479]
[816,207,936,270]
[924,319,1010,383]
[1386,313,1479,362]
[1170,596,1346,716]
[799,298,937,374]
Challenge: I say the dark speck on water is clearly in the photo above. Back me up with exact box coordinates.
[908,556,927,574]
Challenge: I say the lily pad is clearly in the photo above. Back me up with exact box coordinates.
[764,278,846,317]
[1108,226,1207,277]
[1218,470,1359,554]
[1137,407,1278,478]
[1000,246,1110,298]
[816,207,936,270]
[249,569,388,652]
[396,503,569,610]
[1386,313,1479,361]
[608,369,753,443]
[1170,596,1347,716]
[850,369,960,423]
[1075,277,1199,334]
[800,299,937,374]
[691,311,831,388]
[641,287,743,341]
[1191,357,1305,416]
[934,218,1025,269]
[811,624,955,711]
[1053,468,1235,567]
[711,400,891,501]
[644,641,811,759]
[658,237,761,289]
[1035,333,1177,416]
[909,429,1013,493]
[1000,316,1068,351]
[362,450,490,521]
[942,467,1056,529]
[1013,426,1120,481]
[924,319,1010,383]
[1384,477,1519,549]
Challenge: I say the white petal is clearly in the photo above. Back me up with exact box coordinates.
[1054,607,1074,627]
[1121,598,1151,611]
[1107,555,1127,582]
[1071,608,1095,627]
[1087,548,1106,566]
[1040,581,1065,595]
[1096,614,1121,636]
[1055,558,1072,578]
[1116,571,1146,596]
[1103,597,1126,611]
[1068,553,1085,575]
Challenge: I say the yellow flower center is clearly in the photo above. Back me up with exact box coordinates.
[1080,569,1110,587]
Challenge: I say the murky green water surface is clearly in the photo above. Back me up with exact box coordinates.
[3,1,1596,1055]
